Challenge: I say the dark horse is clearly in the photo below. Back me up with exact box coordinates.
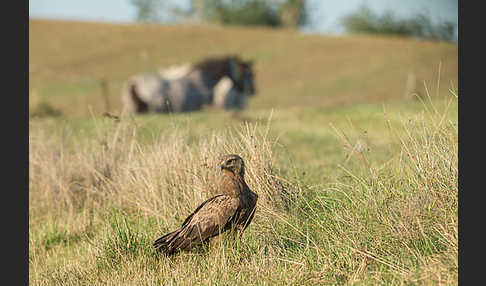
[121,56,255,113]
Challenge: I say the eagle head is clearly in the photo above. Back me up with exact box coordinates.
[220,154,245,176]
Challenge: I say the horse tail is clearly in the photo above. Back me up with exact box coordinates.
[129,82,149,113]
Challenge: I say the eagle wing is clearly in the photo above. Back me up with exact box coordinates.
[238,190,258,235]
[153,194,240,254]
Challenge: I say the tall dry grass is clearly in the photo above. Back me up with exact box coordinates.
[323,95,458,284]
[29,94,457,284]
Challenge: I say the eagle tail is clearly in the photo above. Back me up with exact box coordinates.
[153,225,199,255]
[153,230,180,255]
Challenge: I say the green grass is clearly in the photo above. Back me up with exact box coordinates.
[29,95,457,284]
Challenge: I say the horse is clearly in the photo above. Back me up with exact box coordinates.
[121,56,255,114]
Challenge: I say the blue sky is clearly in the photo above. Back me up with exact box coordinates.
[29,0,458,38]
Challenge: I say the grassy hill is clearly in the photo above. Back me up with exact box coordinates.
[29,19,458,285]
[29,19,457,116]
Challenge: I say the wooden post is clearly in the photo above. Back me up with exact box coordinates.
[100,78,110,114]
[405,71,417,100]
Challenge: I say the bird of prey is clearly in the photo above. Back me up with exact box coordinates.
[153,154,258,255]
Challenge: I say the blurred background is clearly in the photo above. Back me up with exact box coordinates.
[29,0,458,121]
[28,0,458,174]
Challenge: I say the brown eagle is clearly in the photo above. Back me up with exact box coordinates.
[153,154,258,255]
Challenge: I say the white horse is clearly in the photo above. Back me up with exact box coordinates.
[121,56,255,114]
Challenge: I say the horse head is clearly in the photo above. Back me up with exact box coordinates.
[228,56,256,96]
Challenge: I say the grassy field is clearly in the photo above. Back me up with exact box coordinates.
[29,19,458,285]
